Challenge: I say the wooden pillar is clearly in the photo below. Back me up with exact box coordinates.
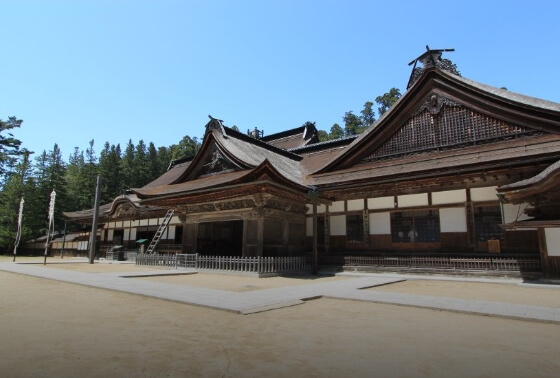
[312,203,318,274]
[257,218,264,257]
[538,228,550,278]
[242,219,248,257]
[183,222,198,254]
[283,218,289,256]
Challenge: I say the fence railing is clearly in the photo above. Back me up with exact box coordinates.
[135,253,178,268]
[195,255,310,273]
[136,254,310,273]
[177,253,198,268]
[315,254,541,272]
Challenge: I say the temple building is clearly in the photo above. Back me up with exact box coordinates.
[63,49,560,278]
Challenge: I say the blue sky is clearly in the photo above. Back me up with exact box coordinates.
[2,0,560,159]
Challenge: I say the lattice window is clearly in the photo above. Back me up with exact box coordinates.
[391,210,440,243]
[364,105,535,162]
[346,214,364,244]
[474,206,503,242]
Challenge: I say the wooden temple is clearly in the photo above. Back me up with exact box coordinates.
[63,49,560,277]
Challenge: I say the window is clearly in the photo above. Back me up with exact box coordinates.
[346,214,364,243]
[474,206,503,241]
[391,210,440,243]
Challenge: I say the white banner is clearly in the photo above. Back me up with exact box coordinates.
[45,190,56,252]
[14,197,24,247]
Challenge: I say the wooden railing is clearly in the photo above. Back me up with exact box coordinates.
[314,254,541,273]
[135,253,178,268]
[195,255,310,274]
[136,254,310,273]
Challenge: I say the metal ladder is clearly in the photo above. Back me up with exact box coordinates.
[146,209,174,254]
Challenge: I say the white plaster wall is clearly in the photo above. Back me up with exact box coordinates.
[369,212,391,235]
[129,228,137,242]
[306,204,326,215]
[100,230,105,242]
[168,225,176,240]
[306,217,313,236]
[439,207,467,233]
[170,216,180,224]
[347,199,364,211]
[140,219,149,226]
[432,189,466,205]
[398,193,428,208]
[107,229,114,242]
[367,196,394,210]
[124,229,130,241]
[107,222,115,229]
[329,201,345,213]
[149,218,159,226]
[131,220,140,227]
[470,186,498,202]
[330,215,346,236]
[115,221,123,229]
[503,203,532,223]
[545,228,560,256]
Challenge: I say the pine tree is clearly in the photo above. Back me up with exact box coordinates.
[120,140,136,190]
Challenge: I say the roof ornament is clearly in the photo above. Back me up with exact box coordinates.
[205,115,226,136]
[247,126,264,139]
[406,45,460,90]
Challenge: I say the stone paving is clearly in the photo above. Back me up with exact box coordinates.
[1,261,560,322]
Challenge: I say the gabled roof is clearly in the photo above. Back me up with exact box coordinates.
[260,122,319,150]
[63,193,162,222]
[498,159,560,207]
[133,118,312,203]
[169,118,304,186]
[315,68,560,176]
[135,159,310,203]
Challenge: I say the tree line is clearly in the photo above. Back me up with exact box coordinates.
[0,120,201,253]
[316,87,402,141]
[0,87,401,253]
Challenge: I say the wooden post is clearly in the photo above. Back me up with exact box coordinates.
[60,220,67,259]
[89,175,102,264]
[312,203,318,274]
[257,218,264,257]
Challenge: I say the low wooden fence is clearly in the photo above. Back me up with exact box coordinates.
[315,254,541,273]
[196,255,309,273]
[135,253,178,268]
[177,253,198,268]
[136,254,310,273]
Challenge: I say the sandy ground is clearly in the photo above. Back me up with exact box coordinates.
[372,279,560,308]
[2,257,560,377]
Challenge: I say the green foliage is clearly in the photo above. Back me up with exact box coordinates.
[343,111,366,136]
[360,101,376,128]
[329,123,344,140]
[375,87,402,116]
[98,142,123,202]
[317,130,328,142]
[170,135,201,160]
[0,117,23,182]
[0,151,34,253]
[0,112,202,250]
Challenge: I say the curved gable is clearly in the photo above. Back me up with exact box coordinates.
[318,68,560,174]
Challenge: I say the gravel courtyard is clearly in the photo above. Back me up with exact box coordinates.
[1,257,559,377]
